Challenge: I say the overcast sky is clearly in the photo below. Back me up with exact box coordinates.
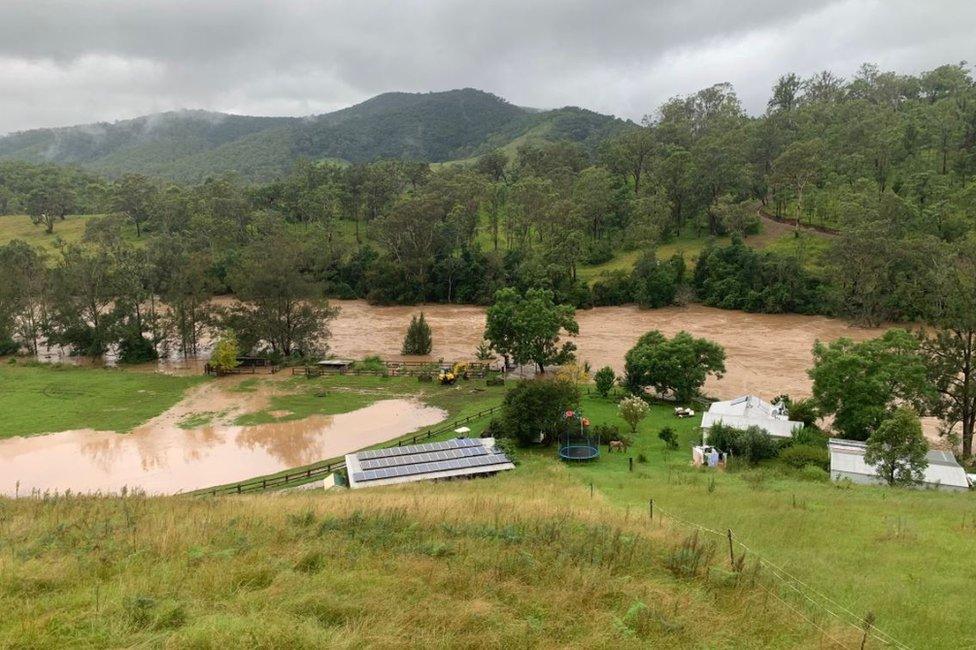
[0,0,973,134]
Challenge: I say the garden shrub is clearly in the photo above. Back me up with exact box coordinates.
[658,426,679,450]
[799,464,830,482]
[779,444,829,471]
[707,424,778,465]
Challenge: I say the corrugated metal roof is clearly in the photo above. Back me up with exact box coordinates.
[828,439,970,489]
[701,395,802,438]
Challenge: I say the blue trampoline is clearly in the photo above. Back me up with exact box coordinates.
[558,409,600,462]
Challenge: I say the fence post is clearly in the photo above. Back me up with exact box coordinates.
[236,484,241,494]
[629,457,633,472]
[727,529,735,566]
[648,499,653,520]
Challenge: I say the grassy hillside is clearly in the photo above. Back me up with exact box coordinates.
[550,392,976,649]
[2,364,972,645]
[0,466,842,648]
[0,90,630,182]
[0,213,105,253]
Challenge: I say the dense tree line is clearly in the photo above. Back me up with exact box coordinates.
[2,62,976,372]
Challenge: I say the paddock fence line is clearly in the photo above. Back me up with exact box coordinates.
[190,404,503,497]
[649,501,911,650]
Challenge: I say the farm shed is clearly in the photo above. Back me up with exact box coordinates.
[316,358,355,371]
[828,439,971,492]
[701,395,802,440]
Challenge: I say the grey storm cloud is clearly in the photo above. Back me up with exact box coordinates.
[0,0,973,134]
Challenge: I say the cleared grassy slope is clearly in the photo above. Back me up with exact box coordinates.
[0,465,845,648]
[555,392,976,649]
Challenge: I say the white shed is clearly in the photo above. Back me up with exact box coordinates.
[701,395,802,440]
[828,439,971,492]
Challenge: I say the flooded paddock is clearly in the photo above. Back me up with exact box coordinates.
[0,378,446,496]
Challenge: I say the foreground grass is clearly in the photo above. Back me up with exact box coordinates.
[547,392,976,648]
[0,466,838,648]
[0,363,204,437]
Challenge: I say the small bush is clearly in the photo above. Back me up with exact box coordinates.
[658,427,679,450]
[779,444,829,471]
[708,424,778,465]
[584,239,615,264]
[637,453,648,464]
[591,423,620,445]
[791,425,828,447]
[594,366,616,397]
[799,464,830,482]
[354,355,386,372]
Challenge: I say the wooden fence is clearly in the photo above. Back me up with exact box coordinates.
[191,404,503,496]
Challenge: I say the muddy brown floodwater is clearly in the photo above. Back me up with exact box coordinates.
[0,377,446,496]
[328,300,887,400]
[31,299,887,402]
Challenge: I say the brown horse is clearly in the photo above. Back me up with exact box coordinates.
[608,440,628,453]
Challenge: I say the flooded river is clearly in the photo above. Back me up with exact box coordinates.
[327,301,887,400]
[35,300,888,402]
[0,378,445,496]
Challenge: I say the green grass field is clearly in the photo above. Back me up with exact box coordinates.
[0,462,836,648]
[0,363,204,437]
[2,364,972,646]
[0,213,139,253]
[538,391,976,648]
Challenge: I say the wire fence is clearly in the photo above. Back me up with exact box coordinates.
[650,501,911,650]
[190,404,503,497]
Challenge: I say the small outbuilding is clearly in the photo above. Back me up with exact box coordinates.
[316,358,355,372]
[828,439,971,492]
[701,395,802,440]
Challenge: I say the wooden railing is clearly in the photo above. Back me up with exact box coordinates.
[191,404,503,496]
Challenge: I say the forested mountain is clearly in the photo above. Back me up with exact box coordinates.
[0,89,630,181]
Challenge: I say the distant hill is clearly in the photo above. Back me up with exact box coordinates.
[0,89,631,181]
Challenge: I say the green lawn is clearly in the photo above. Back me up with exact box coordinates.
[529,391,976,648]
[0,362,204,437]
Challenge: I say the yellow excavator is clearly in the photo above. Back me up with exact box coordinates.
[438,361,469,385]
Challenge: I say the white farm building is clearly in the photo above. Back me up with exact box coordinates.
[701,395,803,440]
[828,439,971,492]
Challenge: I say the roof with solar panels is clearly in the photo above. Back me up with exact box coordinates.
[345,437,514,489]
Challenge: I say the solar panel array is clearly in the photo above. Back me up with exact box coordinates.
[350,438,511,484]
[357,437,482,461]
